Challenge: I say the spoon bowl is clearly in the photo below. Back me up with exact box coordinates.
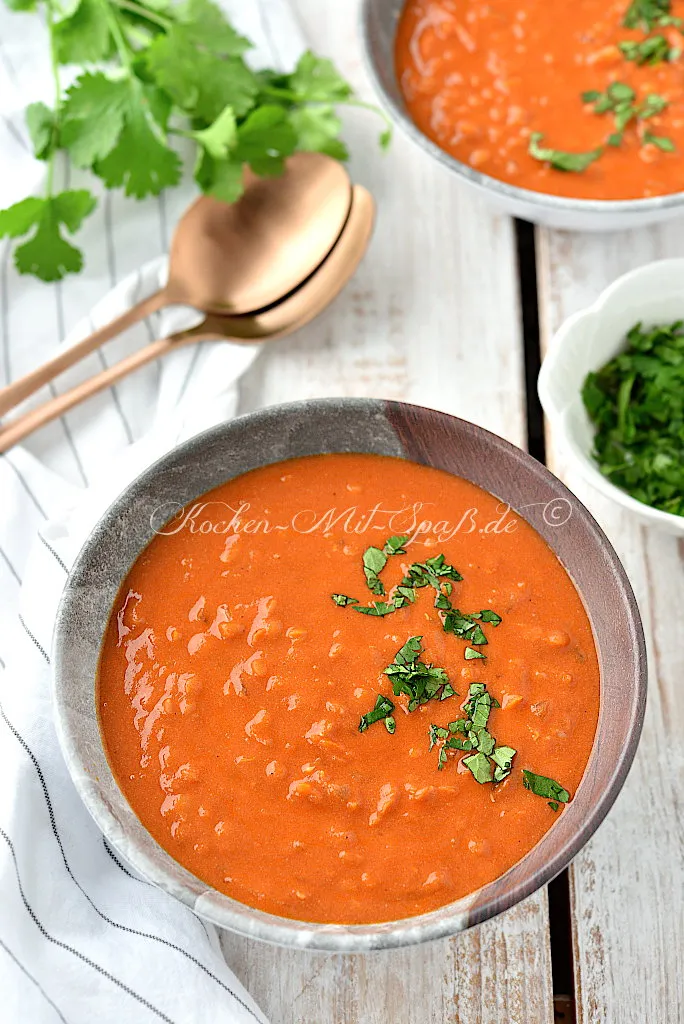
[0,186,375,453]
[172,155,353,315]
[0,153,352,417]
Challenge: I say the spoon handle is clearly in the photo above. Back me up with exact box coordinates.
[0,320,230,454]
[0,289,167,418]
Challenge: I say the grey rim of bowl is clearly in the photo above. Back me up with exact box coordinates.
[53,398,647,952]
[359,0,684,219]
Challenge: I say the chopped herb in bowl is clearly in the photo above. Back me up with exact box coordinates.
[582,320,684,517]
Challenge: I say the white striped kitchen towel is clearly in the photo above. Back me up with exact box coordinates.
[0,2,306,1021]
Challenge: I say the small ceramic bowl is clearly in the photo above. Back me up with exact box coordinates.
[538,259,684,538]
[53,399,647,951]
[360,0,684,231]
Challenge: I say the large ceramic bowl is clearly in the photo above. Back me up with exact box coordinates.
[538,259,684,537]
[360,0,684,231]
[53,399,647,951]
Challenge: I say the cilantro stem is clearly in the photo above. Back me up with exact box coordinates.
[259,86,393,140]
[99,0,135,77]
[110,0,173,31]
[45,0,61,198]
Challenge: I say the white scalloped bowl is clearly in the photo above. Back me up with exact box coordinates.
[538,259,684,537]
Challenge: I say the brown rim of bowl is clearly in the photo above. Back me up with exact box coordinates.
[52,398,647,951]
[359,0,684,219]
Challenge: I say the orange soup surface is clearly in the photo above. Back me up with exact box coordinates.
[396,0,684,199]
[98,454,600,924]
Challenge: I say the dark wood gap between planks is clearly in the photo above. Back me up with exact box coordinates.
[514,219,577,1024]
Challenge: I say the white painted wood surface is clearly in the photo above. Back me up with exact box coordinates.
[220,2,554,1022]
[537,226,684,1024]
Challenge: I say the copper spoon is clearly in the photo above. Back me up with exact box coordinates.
[0,152,352,418]
[0,186,374,454]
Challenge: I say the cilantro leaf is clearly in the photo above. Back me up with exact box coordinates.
[61,73,129,168]
[234,105,297,176]
[383,535,408,556]
[0,191,96,282]
[145,3,258,123]
[522,770,571,810]
[463,751,494,784]
[331,594,359,607]
[191,104,237,160]
[53,0,113,64]
[431,684,513,778]
[643,131,676,151]
[529,132,602,172]
[95,95,181,197]
[465,647,486,660]
[623,0,680,31]
[619,35,675,65]
[194,151,245,204]
[289,105,349,161]
[491,745,516,782]
[289,51,354,103]
[383,636,454,710]
[26,103,57,160]
[582,320,684,515]
[359,694,395,733]
[362,545,387,595]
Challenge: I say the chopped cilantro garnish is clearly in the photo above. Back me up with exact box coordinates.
[384,636,455,711]
[363,546,388,596]
[430,683,515,778]
[522,769,571,811]
[464,647,486,660]
[528,132,602,172]
[583,84,671,149]
[491,746,517,782]
[463,751,494,784]
[643,130,677,151]
[385,716,396,734]
[331,594,358,606]
[383,535,408,556]
[359,694,395,733]
[619,35,678,65]
[582,320,684,516]
[623,0,681,31]
[463,682,500,729]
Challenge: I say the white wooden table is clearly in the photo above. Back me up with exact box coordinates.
[219,2,684,1022]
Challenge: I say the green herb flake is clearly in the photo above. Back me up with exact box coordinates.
[384,716,396,734]
[384,636,455,708]
[359,694,395,733]
[643,130,676,151]
[623,0,681,32]
[619,35,675,65]
[582,320,684,516]
[522,769,571,809]
[383,535,408,556]
[331,593,358,606]
[528,132,602,172]
[362,546,387,595]
[464,646,486,660]
[463,751,494,784]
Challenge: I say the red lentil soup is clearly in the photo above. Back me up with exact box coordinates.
[395,0,684,200]
[98,454,600,924]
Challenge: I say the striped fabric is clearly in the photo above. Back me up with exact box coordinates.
[0,3,304,1021]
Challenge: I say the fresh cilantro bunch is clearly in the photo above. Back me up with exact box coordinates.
[0,0,390,282]
[582,320,684,517]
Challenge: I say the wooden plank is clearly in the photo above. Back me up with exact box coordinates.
[220,3,554,1023]
[537,224,684,1024]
